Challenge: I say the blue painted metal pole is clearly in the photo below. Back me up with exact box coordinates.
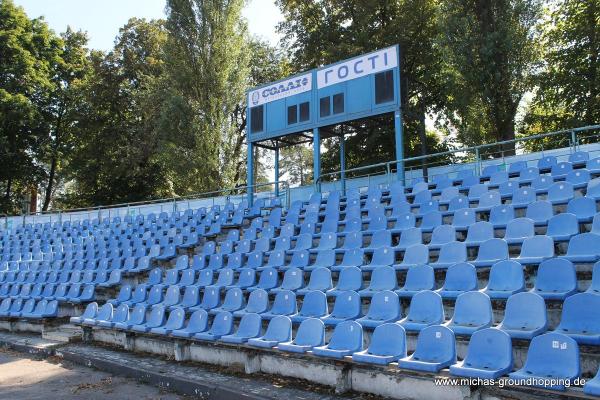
[313,127,321,191]
[340,135,346,193]
[247,142,254,206]
[394,109,405,185]
[274,145,280,197]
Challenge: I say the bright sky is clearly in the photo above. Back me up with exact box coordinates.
[13,0,283,50]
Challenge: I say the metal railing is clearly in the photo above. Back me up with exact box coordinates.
[316,124,600,192]
[3,180,290,230]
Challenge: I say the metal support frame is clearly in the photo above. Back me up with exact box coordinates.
[394,109,405,185]
[313,127,321,187]
[340,134,346,193]
[247,142,254,206]
[274,145,280,197]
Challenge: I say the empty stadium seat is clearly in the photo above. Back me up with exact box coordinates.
[397,325,456,372]
[233,289,269,317]
[465,221,494,246]
[247,315,292,348]
[449,328,512,379]
[352,323,407,365]
[395,264,435,298]
[472,238,509,267]
[554,293,600,345]
[356,290,401,328]
[432,242,467,269]
[278,318,325,353]
[489,205,515,228]
[445,291,492,335]
[194,311,234,341]
[584,367,600,396]
[272,268,303,293]
[587,261,600,294]
[546,213,579,241]
[516,235,554,264]
[210,288,245,314]
[497,292,547,339]
[566,196,597,222]
[151,308,186,335]
[436,262,477,298]
[504,218,535,244]
[261,290,297,320]
[321,290,361,326]
[312,320,363,359]
[509,333,580,391]
[564,233,600,262]
[482,260,525,299]
[290,290,328,322]
[171,309,209,338]
[397,244,429,269]
[399,290,444,331]
[531,258,577,300]
[525,201,553,225]
[358,266,398,297]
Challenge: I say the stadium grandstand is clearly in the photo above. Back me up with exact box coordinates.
[2,122,600,399]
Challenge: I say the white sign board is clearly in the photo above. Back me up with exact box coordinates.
[248,73,312,107]
[317,46,397,89]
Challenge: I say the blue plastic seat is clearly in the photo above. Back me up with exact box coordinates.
[566,169,590,188]
[525,202,555,228]
[419,211,442,232]
[327,266,362,296]
[150,307,186,335]
[451,208,477,231]
[233,289,269,317]
[587,261,600,294]
[418,201,439,216]
[340,231,362,251]
[489,171,508,187]
[261,290,297,320]
[445,291,492,335]
[395,264,435,298]
[231,268,256,289]
[397,244,429,269]
[398,325,456,372]
[511,187,536,208]
[428,225,456,249]
[263,249,284,270]
[481,165,501,180]
[247,268,278,292]
[399,290,444,331]
[545,213,578,242]
[509,161,528,175]
[197,270,214,287]
[364,230,391,251]
[312,320,363,359]
[450,328,512,379]
[272,268,303,293]
[322,290,361,325]
[566,196,596,222]
[392,213,416,231]
[356,290,401,328]
[315,232,337,251]
[192,286,221,311]
[569,151,589,166]
[432,242,467,269]
[519,166,539,183]
[396,227,422,250]
[465,221,494,246]
[554,293,600,345]
[564,233,600,262]
[171,309,209,338]
[131,304,166,333]
[489,205,515,228]
[114,304,147,330]
[333,248,364,272]
[547,181,574,204]
[359,266,398,297]
[194,311,234,341]
[352,323,406,365]
[437,262,477,298]
[162,285,181,308]
[516,235,554,264]
[290,290,328,322]
[477,190,501,211]
[439,187,460,205]
[278,318,325,353]
[247,315,292,348]
[538,155,558,171]
[97,304,126,328]
[210,287,245,314]
[472,238,508,267]
[468,184,488,201]
[509,333,579,391]
[482,260,524,299]
[551,161,573,179]
[532,175,554,194]
[498,292,547,339]
[447,195,469,212]
[504,218,534,244]
[362,246,395,271]
[220,313,262,344]
[498,181,518,197]
[297,267,332,295]
[70,302,98,324]
[531,258,577,300]
[584,367,600,396]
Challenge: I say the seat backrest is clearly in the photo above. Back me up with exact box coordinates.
[201,286,221,309]
[566,197,596,220]
[402,244,429,266]
[331,290,361,319]
[468,184,488,200]
[164,285,181,306]
[442,262,477,291]
[558,293,600,333]
[222,288,245,311]
[187,309,209,332]
[370,246,395,267]
[270,290,297,315]
[111,304,129,323]
[367,323,407,357]
[430,225,456,247]
[522,333,580,378]
[208,311,233,335]
[567,233,600,256]
[534,258,576,292]
[538,155,558,170]
[164,308,186,330]
[519,166,539,181]
[335,267,363,291]
[406,290,444,323]
[505,218,534,241]
[237,269,256,287]
[197,270,214,286]
[437,241,467,264]
[328,320,363,351]
[299,290,328,316]
[280,268,304,290]
[128,304,147,325]
[478,190,501,208]
[367,266,397,290]
[508,161,528,174]
[257,268,278,289]
[420,211,442,230]
[547,213,579,237]
[263,315,292,342]
[448,195,469,211]
[147,305,166,327]
[398,227,422,248]
[551,161,573,176]
[365,290,401,320]
[520,235,554,258]
[317,232,337,250]
[476,238,509,261]
[525,201,553,223]
[404,264,435,291]
[413,325,456,363]
[369,230,391,248]
[246,289,269,313]
[215,268,235,286]
[340,248,364,267]
[487,260,524,291]
[306,267,332,291]
[394,213,416,230]
[490,205,515,226]
[293,318,325,347]
[451,291,492,326]
[234,312,262,337]
[501,292,547,330]
[589,261,600,293]
[290,250,310,268]
[548,181,574,202]
[463,328,512,370]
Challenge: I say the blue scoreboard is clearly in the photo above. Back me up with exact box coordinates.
[246,45,404,200]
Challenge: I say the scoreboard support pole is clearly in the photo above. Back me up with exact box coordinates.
[394,108,405,185]
[313,127,321,188]
[247,142,254,206]
[274,145,280,197]
[340,134,346,194]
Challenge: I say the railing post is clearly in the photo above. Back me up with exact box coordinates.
[571,130,577,151]
[475,147,481,176]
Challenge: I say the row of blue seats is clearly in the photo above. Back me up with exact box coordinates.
[0,271,121,296]
[71,300,600,394]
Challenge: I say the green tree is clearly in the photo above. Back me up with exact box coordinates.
[163,0,250,193]
[0,0,61,213]
[440,0,543,155]
[279,144,313,186]
[522,0,599,138]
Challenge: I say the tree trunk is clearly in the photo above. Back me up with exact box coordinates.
[42,155,57,211]
[418,106,428,179]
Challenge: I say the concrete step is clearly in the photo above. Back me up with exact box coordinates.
[42,324,82,343]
